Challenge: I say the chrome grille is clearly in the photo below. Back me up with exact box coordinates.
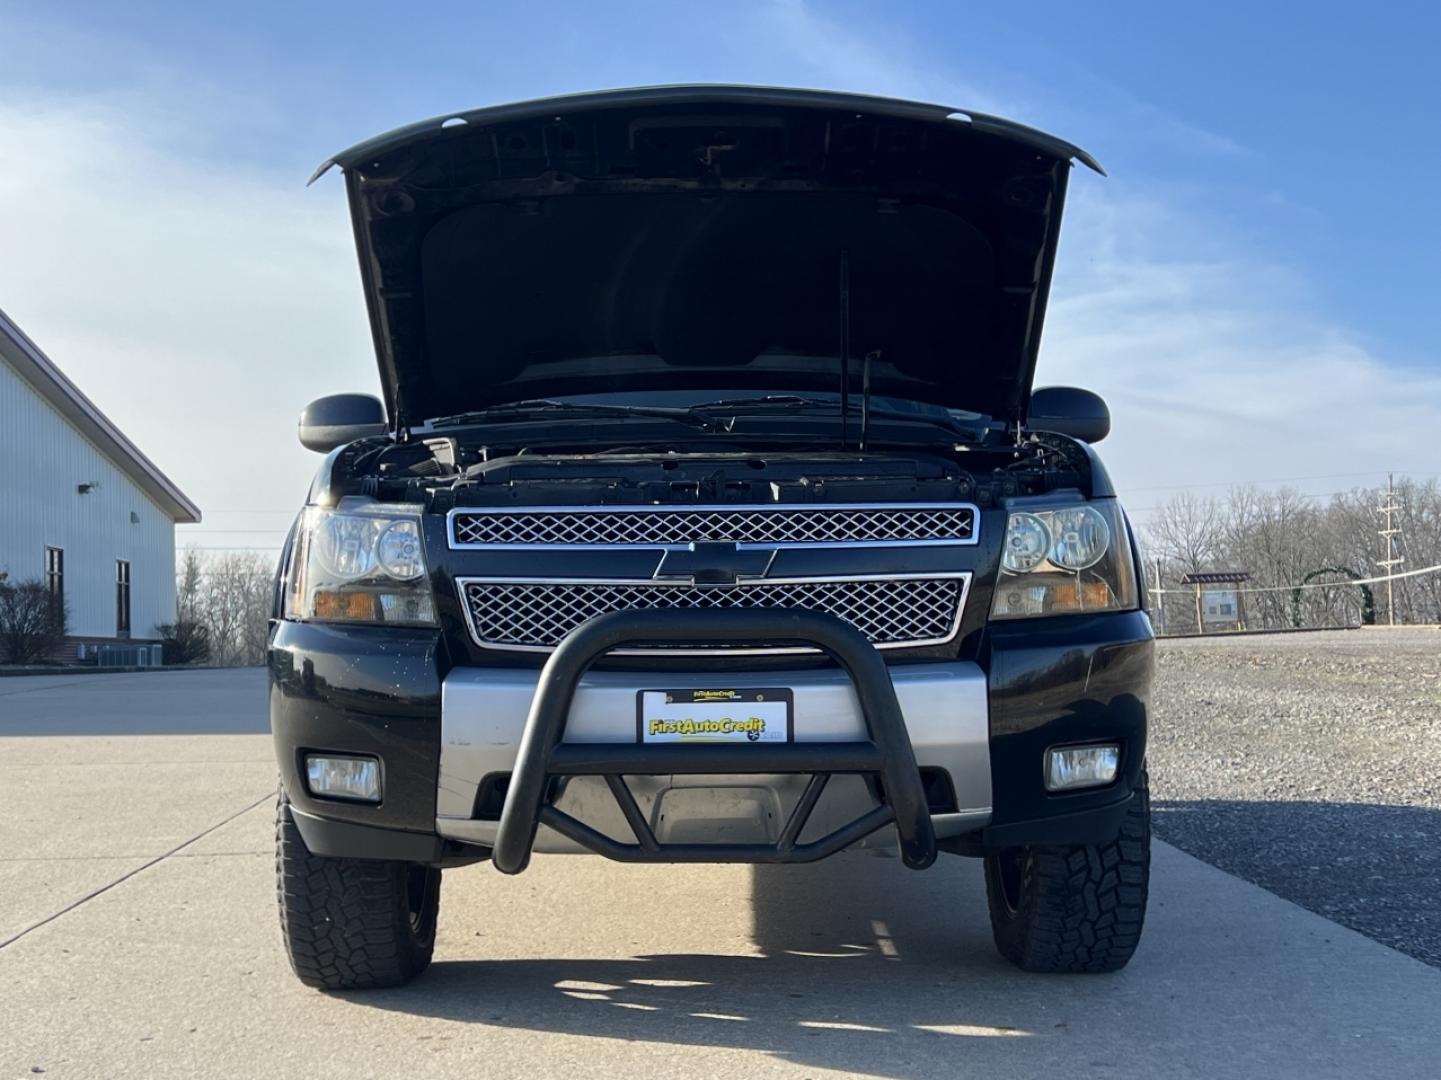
[457,576,968,653]
[449,504,976,548]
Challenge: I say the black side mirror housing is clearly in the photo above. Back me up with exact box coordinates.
[1027,386,1110,443]
[299,393,388,452]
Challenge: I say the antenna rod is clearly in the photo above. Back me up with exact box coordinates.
[838,251,850,450]
[860,349,878,451]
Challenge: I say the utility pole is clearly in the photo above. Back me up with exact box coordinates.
[1152,557,1165,635]
[1377,473,1404,625]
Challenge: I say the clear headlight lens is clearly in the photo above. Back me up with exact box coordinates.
[990,500,1138,621]
[376,520,425,580]
[1048,506,1111,570]
[1001,512,1051,573]
[312,513,383,580]
[286,503,435,625]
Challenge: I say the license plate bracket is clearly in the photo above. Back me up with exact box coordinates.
[636,688,793,744]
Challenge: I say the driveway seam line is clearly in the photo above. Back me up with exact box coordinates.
[0,790,272,951]
[0,678,96,699]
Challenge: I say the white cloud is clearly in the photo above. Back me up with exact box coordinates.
[0,92,373,548]
[1043,186,1441,514]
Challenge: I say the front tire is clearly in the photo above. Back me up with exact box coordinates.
[984,770,1150,973]
[275,788,441,990]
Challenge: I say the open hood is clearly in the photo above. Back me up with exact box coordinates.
[317,86,1101,430]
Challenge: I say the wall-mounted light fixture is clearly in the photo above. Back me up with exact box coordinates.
[77,481,101,495]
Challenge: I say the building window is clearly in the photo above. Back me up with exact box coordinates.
[45,547,64,609]
[116,560,131,637]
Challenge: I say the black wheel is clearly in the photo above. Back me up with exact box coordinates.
[984,770,1150,973]
[275,787,441,990]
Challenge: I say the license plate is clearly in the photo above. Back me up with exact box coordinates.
[637,688,793,744]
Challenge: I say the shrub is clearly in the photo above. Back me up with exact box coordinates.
[158,619,211,665]
[0,573,68,664]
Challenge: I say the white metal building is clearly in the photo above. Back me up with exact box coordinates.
[0,308,200,660]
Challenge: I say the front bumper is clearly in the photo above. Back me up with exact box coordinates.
[437,646,989,856]
[269,609,1152,864]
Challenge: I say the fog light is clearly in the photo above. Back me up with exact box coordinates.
[305,754,381,802]
[1045,744,1119,791]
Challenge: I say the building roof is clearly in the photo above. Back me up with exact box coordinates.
[0,307,201,524]
[1180,571,1252,585]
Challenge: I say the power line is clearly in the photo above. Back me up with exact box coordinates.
[176,546,283,552]
[1127,486,1384,516]
[1233,562,1440,594]
[1124,471,1440,517]
[1150,561,1441,608]
[1124,469,1401,494]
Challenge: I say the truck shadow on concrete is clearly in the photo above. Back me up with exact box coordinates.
[1154,798,1441,969]
[353,853,1145,1080]
[350,802,1441,1077]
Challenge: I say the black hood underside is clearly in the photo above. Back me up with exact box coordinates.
[323,86,1099,429]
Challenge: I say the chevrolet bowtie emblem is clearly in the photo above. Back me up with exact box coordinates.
[654,542,775,585]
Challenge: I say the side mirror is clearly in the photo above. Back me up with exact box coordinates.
[1028,386,1110,443]
[298,393,388,452]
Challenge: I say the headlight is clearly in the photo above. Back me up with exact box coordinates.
[990,500,1138,620]
[311,513,383,580]
[1048,506,1110,570]
[285,503,436,625]
[1001,512,1051,573]
[376,520,425,580]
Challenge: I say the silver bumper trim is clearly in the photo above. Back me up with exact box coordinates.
[437,661,991,852]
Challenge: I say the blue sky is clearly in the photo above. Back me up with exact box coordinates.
[1,0,1438,550]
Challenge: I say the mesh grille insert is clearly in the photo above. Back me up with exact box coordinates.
[451,505,975,547]
[459,577,965,651]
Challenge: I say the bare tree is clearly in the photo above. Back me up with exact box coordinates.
[0,573,68,664]
[1140,474,1441,632]
[177,546,204,624]
[1145,492,1223,575]
[181,552,274,666]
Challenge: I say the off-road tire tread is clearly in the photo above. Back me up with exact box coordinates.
[985,770,1150,973]
[275,788,440,990]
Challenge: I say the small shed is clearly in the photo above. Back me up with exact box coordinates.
[1179,571,1251,632]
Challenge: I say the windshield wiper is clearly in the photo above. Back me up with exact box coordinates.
[687,396,990,442]
[427,399,726,432]
[428,396,991,442]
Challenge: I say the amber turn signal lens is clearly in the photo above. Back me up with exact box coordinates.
[312,590,381,621]
[1045,580,1115,612]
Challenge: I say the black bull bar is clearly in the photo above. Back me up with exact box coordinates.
[491,609,939,874]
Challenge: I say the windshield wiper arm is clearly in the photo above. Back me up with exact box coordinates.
[686,397,989,441]
[428,399,726,431]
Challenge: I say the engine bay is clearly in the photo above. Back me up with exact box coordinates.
[322,433,1093,513]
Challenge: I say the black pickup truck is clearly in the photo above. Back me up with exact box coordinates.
[270,85,1153,990]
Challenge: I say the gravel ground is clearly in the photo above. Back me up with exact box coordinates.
[1149,627,1441,968]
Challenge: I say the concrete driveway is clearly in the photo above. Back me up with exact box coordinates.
[2,669,1439,1079]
